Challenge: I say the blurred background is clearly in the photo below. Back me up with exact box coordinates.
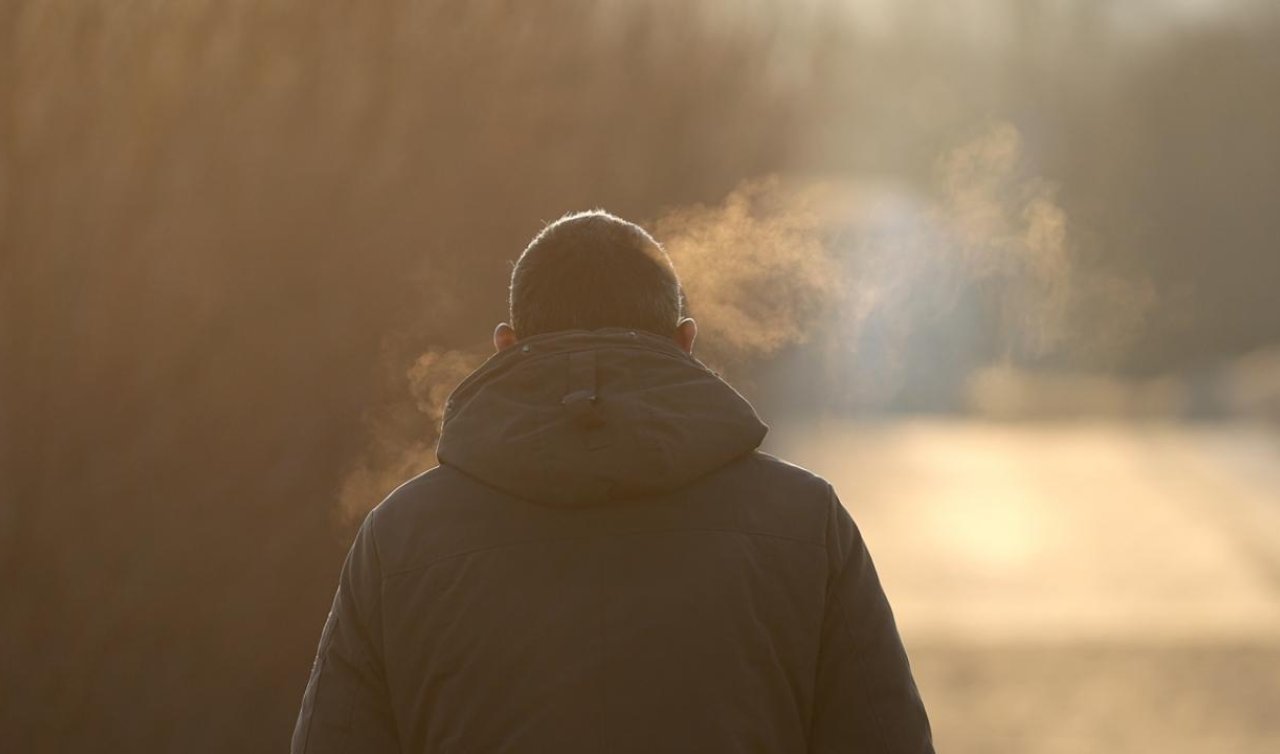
[3,1,1279,751]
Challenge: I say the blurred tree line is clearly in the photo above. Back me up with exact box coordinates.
[1,1,1277,750]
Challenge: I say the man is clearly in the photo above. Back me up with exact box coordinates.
[292,211,934,753]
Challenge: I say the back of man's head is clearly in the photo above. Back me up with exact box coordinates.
[509,210,684,338]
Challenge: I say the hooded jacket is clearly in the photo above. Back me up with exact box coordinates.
[292,327,933,754]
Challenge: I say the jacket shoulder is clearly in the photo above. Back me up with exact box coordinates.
[359,465,478,568]
[362,465,449,525]
[740,450,832,487]
[701,450,838,548]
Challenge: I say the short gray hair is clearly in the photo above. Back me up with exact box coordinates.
[509,210,685,338]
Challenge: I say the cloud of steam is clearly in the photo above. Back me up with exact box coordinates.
[928,124,1159,415]
[802,122,1154,409]
[935,121,1074,355]
[654,122,1150,389]
[655,177,842,368]
[939,122,1154,361]
[337,346,487,524]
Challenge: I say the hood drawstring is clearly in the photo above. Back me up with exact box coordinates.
[561,350,609,448]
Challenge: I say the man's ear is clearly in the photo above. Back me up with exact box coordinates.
[493,322,519,352]
[675,317,697,355]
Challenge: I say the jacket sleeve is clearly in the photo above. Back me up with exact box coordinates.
[291,515,400,754]
[809,485,934,753]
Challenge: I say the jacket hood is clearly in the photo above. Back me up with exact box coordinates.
[435,327,768,507]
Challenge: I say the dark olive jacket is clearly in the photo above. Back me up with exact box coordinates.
[292,327,933,753]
